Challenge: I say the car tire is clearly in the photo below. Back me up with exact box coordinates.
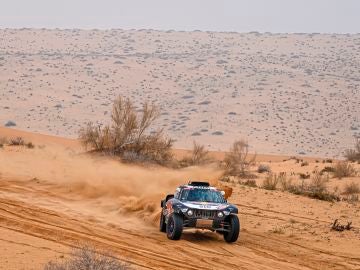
[224,215,240,243]
[159,210,166,232]
[166,213,183,240]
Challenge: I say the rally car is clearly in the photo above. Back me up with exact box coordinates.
[159,181,239,243]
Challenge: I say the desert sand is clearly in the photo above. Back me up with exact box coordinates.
[1,28,360,270]
[0,127,359,269]
[1,29,360,157]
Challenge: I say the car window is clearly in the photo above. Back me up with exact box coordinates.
[181,189,225,203]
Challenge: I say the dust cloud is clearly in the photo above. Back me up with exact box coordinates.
[0,146,223,223]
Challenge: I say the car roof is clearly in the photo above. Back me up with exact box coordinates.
[178,185,217,190]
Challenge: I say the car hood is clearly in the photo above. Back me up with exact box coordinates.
[182,201,229,210]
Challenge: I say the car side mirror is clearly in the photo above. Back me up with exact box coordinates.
[221,191,225,196]
[161,200,165,208]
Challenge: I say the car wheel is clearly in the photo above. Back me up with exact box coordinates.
[224,215,240,243]
[166,213,183,240]
[159,210,166,232]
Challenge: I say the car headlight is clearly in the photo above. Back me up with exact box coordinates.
[187,209,193,216]
[223,211,230,216]
[217,211,224,218]
[181,208,188,213]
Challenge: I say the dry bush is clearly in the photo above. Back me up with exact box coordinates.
[223,140,256,178]
[333,161,356,179]
[344,138,360,162]
[283,171,339,202]
[239,179,257,187]
[0,137,8,147]
[278,173,293,191]
[321,166,335,174]
[262,173,279,190]
[343,182,360,195]
[257,164,271,173]
[298,172,310,179]
[180,141,211,167]
[44,246,129,270]
[309,170,328,194]
[79,96,173,165]
[9,137,25,146]
[331,219,352,231]
[269,225,285,234]
[301,161,309,167]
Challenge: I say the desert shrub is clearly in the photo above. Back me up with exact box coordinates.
[343,182,360,195]
[287,171,339,202]
[7,137,34,148]
[0,137,7,147]
[278,173,293,191]
[262,173,280,190]
[308,170,328,194]
[333,162,356,179]
[270,225,285,234]
[298,173,310,179]
[345,194,359,202]
[4,120,16,127]
[26,142,35,149]
[257,164,271,173]
[9,137,25,146]
[79,96,173,165]
[44,245,129,270]
[344,138,360,162]
[321,166,335,173]
[301,161,309,167]
[223,140,256,178]
[239,179,257,187]
[180,141,211,167]
[219,175,231,183]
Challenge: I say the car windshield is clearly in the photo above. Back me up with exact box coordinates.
[181,188,225,203]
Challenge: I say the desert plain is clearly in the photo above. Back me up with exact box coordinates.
[0,29,360,270]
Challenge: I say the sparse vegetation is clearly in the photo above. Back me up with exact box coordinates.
[0,137,7,148]
[287,171,339,201]
[9,137,25,146]
[321,166,335,174]
[333,161,356,179]
[343,182,360,195]
[262,173,280,190]
[223,140,256,178]
[179,141,211,167]
[26,142,35,149]
[44,245,130,270]
[4,137,35,149]
[239,179,257,187]
[344,138,360,162]
[4,120,16,127]
[298,172,310,179]
[257,164,271,173]
[270,225,285,234]
[79,96,173,165]
[308,170,328,195]
[278,173,293,191]
[301,161,309,167]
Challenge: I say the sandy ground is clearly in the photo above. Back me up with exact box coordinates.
[1,128,360,270]
[1,29,360,157]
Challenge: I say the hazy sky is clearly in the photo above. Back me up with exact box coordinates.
[1,0,359,33]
